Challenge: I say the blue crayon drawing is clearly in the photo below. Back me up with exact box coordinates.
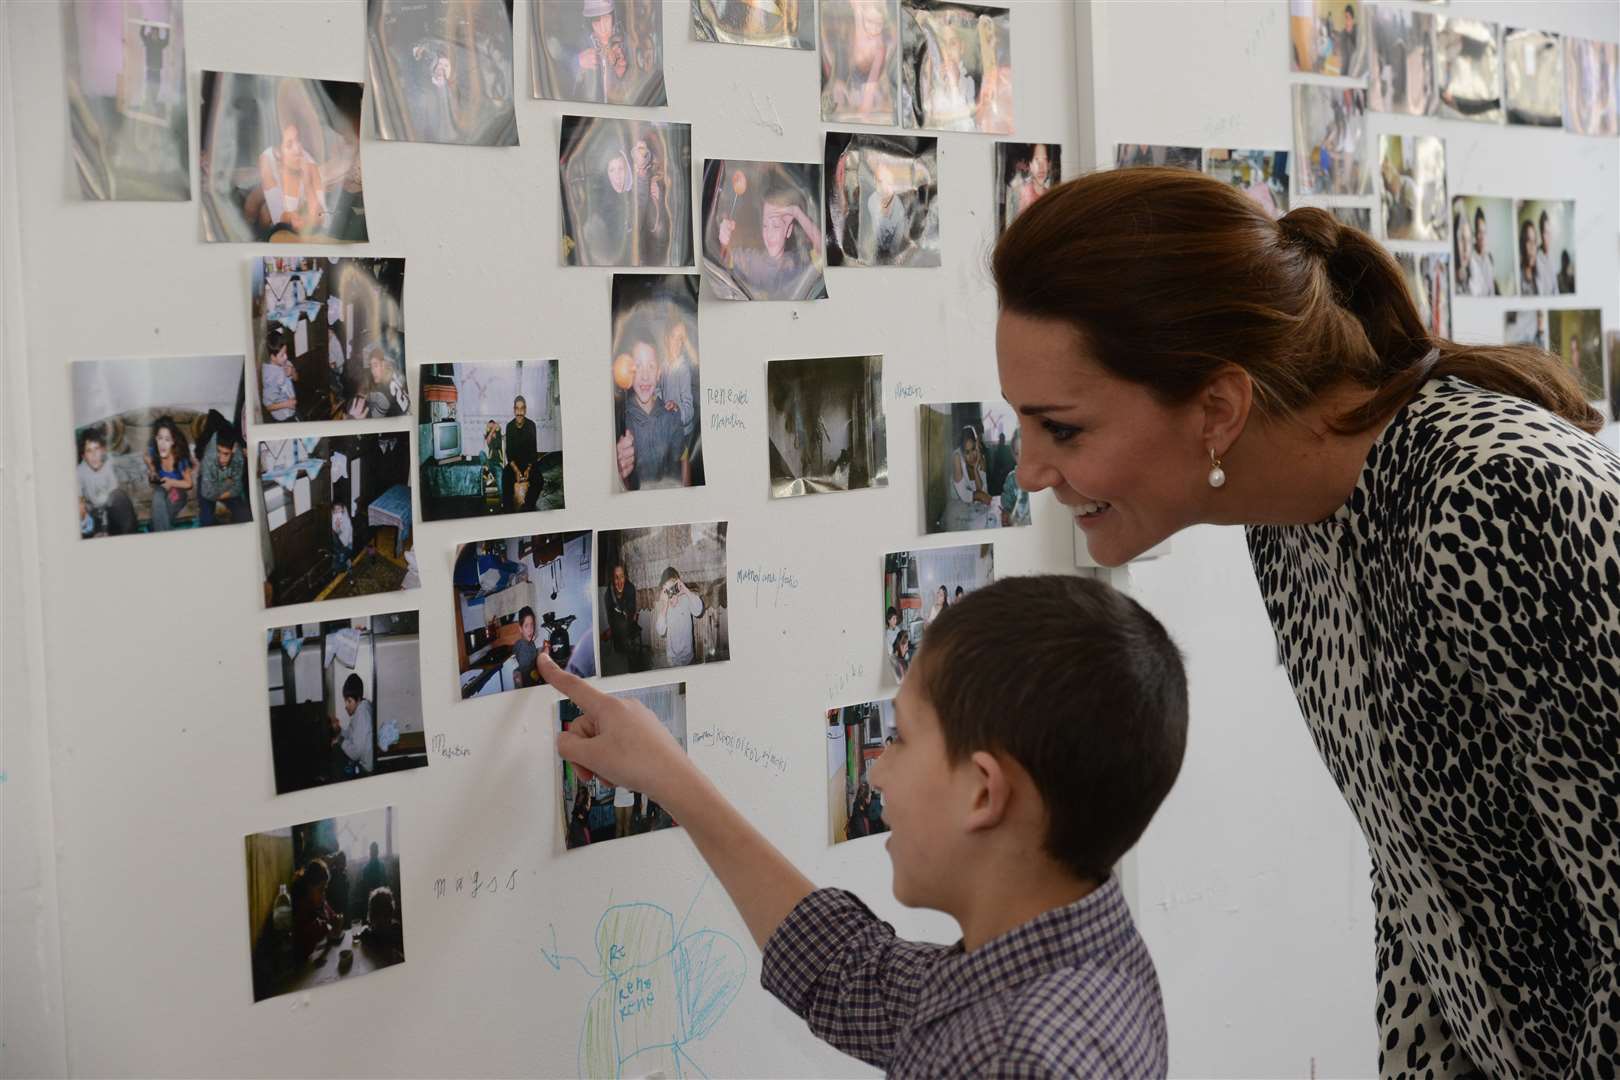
[542,879,747,1078]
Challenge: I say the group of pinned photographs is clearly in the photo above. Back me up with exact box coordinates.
[1115,143,1292,219]
[1448,196,1576,298]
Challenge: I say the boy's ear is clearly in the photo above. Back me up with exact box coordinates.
[961,750,1013,833]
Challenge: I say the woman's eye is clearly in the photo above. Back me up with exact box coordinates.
[1041,419,1081,443]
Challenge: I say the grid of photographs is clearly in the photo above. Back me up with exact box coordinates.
[692,0,815,49]
[561,682,686,848]
[881,542,993,681]
[419,361,564,520]
[1289,0,1367,79]
[598,522,730,675]
[767,355,888,499]
[531,0,666,106]
[366,0,518,145]
[612,274,703,492]
[701,159,828,301]
[994,142,1059,235]
[918,401,1027,533]
[820,0,900,125]
[560,116,693,267]
[899,0,1012,134]
[453,531,596,698]
[1204,149,1290,219]
[827,698,895,844]
[1450,195,1515,297]
[825,133,939,267]
[1379,135,1446,242]
[1292,86,1368,197]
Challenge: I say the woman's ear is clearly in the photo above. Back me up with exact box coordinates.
[1201,363,1253,454]
[962,750,1013,833]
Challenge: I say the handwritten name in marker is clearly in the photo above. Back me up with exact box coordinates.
[434,867,520,900]
[432,734,471,759]
[893,383,925,400]
[735,565,799,607]
[690,726,789,776]
[706,386,751,431]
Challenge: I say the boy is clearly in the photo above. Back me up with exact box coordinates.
[513,605,542,688]
[546,574,1186,1077]
[332,672,375,776]
[261,325,298,421]
[77,427,137,536]
[653,567,704,666]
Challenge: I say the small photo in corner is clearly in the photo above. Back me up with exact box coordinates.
[1289,0,1367,78]
[919,401,1027,533]
[701,159,828,301]
[419,361,563,521]
[252,257,408,424]
[61,0,190,201]
[898,0,1012,134]
[1367,7,1436,116]
[825,133,939,268]
[561,682,687,848]
[882,542,994,682]
[820,0,900,126]
[72,355,252,540]
[827,698,895,844]
[453,531,596,699]
[199,71,367,243]
[1503,28,1562,128]
[1564,37,1619,137]
[1503,309,1546,349]
[691,0,815,49]
[266,610,426,795]
[245,806,404,1003]
[1292,85,1369,197]
[257,433,417,608]
[612,274,703,492]
[1395,253,1451,340]
[1513,199,1576,297]
[1434,16,1502,123]
[366,0,517,146]
[530,0,666,106]
[1378,134,1446,242]
[1548,309,1604,401]
[1449,195,1515,298]
[598,522,730,675]
[767,355,887,499]
[1205,149,1290,219]
[994,142,1059,235]
[560,115,693,267]
[1114,144,1202,171]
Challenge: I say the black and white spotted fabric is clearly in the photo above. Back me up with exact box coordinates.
[1247,376,1620,1079]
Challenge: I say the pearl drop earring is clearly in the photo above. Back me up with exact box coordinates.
[1208,448,1227,489]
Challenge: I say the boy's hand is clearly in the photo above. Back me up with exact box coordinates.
[544,654,692,802]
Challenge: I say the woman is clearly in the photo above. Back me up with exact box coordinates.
[1449,209,1472,296]
[257,114,327,240]
[992,166,1617,1078]
[944,425,993,531]
[144,417,193,531]
[1517,217,1540,296]
[925,584,949,625]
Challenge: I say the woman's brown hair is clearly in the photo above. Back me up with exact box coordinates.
[992,167,1602,435]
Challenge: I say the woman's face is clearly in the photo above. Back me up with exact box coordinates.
[607,153,630,193]
[962,434,979,464]
[280,124,302,162]
[935,585,947,604]
[1030,145,1049,183]
[155,427,174,457]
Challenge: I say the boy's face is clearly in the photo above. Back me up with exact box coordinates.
[344,695,359,716]
[632,343,659,406]
[761,199,797,258]
[521,615,536,641]
[216,442,235,467]
[84,440,107,470]
[867,666,966,910]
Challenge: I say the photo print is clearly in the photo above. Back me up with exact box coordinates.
[252,257,408,424]
[881,542,993,681]
[531,0,666,106]
[1114,144,1202,171]
[1503,309,1547,349]
[701,159,827,301]
[598,522,730,675]
[1564,37,1620,137]
[245,806,404,1003]
[820,0,899,125]
[419,360,563,520]
[1434,16,1502,123]
[827,698,895,844]
[1292,85,1368,196]
[560,116,692,267]
[1513,199,1576,297]
[266,610,426,795]
[612,274,703,492]
[1379,134,1446,242]
[1503,28,1562,127]
[257,433,417,607]
[1205,149,1290,219]
[919,400,1028,533]
[1321,204,1373,233]
[1548,309,1604,401]
[899,0,1013,134]
[61,0,189,200]
[825,133,939,268]
[1607,330,1619,423]
[995,142,1059,235]
[199,72,367,243]
[1289,0,1367,78]
[1395,253,1451,340]
[1367,7,1436,116]
[366,0,518,146]
[453,531,596,699]
[1450,196,1515,298]
[72,355,250,540]
[561,682,686,848]
[691,0,815,49]
[767,355,887,499]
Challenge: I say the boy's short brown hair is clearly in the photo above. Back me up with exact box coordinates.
[918,574,1188,883]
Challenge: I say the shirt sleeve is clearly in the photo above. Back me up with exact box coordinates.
[760,888,949,1069]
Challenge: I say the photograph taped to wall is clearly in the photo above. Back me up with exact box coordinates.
[1607,330,1619,423]
[691,0,815,49]
[1548,309,1604,401]
[72,355,250,540]
[598,522,729,675]
[1205,149,1290,219]
[367,0,517,145]
[820,0,899,125]
[1395,253,1451,340]
[767,355,887,498]
[701,159,827,301]
[899,0,1012,134]
[252,257,407,424]
[827,698,895,844]
[266,610,425,795]
[1379,134,1446,242]
[418,360,563,520]
[1513,199,1576,297]
[1450,195,1514,298]
[1367,6,1436,116]
[559,115,691,267]
[824,132,939,267]
[1292,85,1368,196]
[1114,144,1201,171]
[245,806,404,1003]
[1312,204,1372,233]
[257,433,417,608]
[61,0,189,200]
[1503,28,1562,127]
[919,401,1027,533]
[1434,16,1502,123]
[882,542,993,682]
[199,71,367,243]
[1503,308,1546,349]
[1563,36,1619,137]
[994,142,1058,235]
[612,274,703,492]
[453,531,596,699]
[531,0,666,106]
[561,682,686,848]
[1289,0,1367,78]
